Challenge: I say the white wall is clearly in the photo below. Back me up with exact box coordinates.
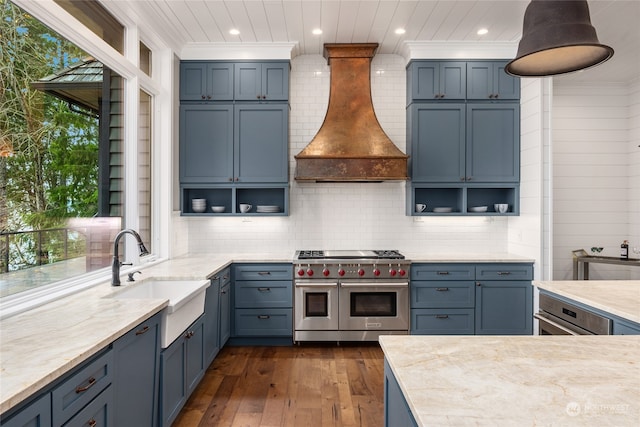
[552,80,640,279]
[185,54,521,256]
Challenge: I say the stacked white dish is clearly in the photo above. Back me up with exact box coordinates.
[433,207,453,213]
[191,198,207,213]
[256,205,280,213]
[468,206,488,213]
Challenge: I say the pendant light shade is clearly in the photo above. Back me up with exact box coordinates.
[506,0,614,77]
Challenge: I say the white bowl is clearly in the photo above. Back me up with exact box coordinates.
[469,206,488,213]
[211,206,225,213]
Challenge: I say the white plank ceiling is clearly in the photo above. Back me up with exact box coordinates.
[108,1,639,84]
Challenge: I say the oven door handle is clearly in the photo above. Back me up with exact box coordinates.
[534,313,585,335]
[340,282,409,288]
[295,281,338,288]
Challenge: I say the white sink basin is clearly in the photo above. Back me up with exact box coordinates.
[110,279,210,348]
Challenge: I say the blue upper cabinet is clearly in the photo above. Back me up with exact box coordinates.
[179,104,234,183]
[467,61,520,100]
[234,62,289,101]
[234,104,289,183]
[407,61,466,102]
[466,103,520,183]
[180,62,234,101]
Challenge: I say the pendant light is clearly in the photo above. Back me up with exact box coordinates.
[506,0,614,77]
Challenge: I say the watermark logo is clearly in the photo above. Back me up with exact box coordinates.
[566,402,581,417]
[566,401,630,417]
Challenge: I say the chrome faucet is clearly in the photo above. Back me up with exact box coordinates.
[112,229,149,286]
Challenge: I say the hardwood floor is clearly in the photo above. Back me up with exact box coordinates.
[173,344,385,427]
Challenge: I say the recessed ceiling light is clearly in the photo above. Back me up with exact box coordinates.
[312,28,323,35]
[229,29,240,35]
[395,28,406,35]
[477,28,489,36]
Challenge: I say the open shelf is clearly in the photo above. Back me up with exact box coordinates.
[408,184,519,216]
[181,184,289,216]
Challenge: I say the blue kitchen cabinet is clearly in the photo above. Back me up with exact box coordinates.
[204,277,221,366]
[0,394,51,427]
[234,103,289,183]
[466,61,520,100]
[234,62,289,101]
[466,103,520,183]
[408,103,466,183]
[179,103,234,184]
[475,264,533,335]
[112,312,160,427]
[407,60,466,102]
[62,386,112,427]
[219,269,232,347]
[613,319,640,335]
[384,360,418,427]
[411,263,533,335]
[231,264,293,343]
[180,62,234,101]
[159,316,205,427]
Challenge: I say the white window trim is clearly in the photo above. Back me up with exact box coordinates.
[2,0,175,317]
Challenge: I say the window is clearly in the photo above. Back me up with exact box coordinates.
[0,1,152,301]
[140,42,152,76]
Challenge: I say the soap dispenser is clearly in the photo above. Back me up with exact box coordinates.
[621,240,629,259]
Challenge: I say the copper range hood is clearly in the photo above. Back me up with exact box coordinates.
[295,43,408,182]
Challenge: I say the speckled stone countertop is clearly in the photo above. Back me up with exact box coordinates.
[0,252,293,415]
[533,280,640,324]
[380,335,640,426]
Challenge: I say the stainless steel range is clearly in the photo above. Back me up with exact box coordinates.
[294,250,410,342]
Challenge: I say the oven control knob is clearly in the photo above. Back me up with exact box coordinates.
[338,268,345,276]
[306,268,314,277]
[373,268,381,276]
[357,268,365,276]
[389,268,397,277]
[297,268,305,277]
[398,268,407,277]
[322,267,330,276]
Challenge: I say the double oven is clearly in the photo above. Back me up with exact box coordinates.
[535,293,611,335]
[293,250,410,342]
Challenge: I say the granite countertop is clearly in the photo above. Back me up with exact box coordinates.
[0,252,293,415]
[380,335,640,426]
[533,280,640,324]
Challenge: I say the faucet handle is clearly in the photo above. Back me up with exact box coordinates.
[127,271,142,282]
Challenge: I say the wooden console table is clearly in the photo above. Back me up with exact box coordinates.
[572,249,640,280]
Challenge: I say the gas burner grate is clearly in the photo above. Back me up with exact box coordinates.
[297,250,324,259]
[373,250,405,260]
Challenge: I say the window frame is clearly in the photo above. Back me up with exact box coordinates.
[2,0,174,317]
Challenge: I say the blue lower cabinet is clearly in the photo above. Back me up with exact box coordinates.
[234,309,292,336]
[412,308,475,335]
[160,316,205,427]
[613,319,640,335]
[475,280,532,335]
[112,312,160,427]
[384,360,417,427]
[62,386,112,427]
[0,393,51,427]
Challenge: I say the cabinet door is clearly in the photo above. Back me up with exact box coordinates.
[234,62,262,100]
[234,104,288,182]
[62,386,112,427]
[384,360,418,427]
[439,62,466,99]
[409,104,465,182]
[467,62,519,100]
[160,338,186,427]
[112,314,160,427]
[180,62,208,101]
[0,393,51,427]
[204,278,221,365]
[493,62,520,100]
[185,319,205,396]
[219,283,231,347]
[466,103,520,182]
[475,281,532,335]
[206,63,234,101]
[179,104,234,183]
[262,63,289,100]
[408,61,465,100]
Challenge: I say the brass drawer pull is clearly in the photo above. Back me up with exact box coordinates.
[435,314,449,319]
[258,315,271,320]
[257,287,271,292]
[185,331,195,339]
[135,326,149,335]
[88,419,97,427]
[257,271,271,276]
[436,271,450,275]
[435,287,449,291]
[75,377,96,393]
[497,271,511,276]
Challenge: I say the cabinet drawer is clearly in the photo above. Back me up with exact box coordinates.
[234,309,292,336]
[52,350,113,426]
[476,263,532,281]
[411,281,474,308]
[234,281,292,308]
[62,385,112,427]
[234,264,293,281]
[411,309,475,335]
[411,264,475,281]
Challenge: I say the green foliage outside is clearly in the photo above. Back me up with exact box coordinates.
[1,0,99,270]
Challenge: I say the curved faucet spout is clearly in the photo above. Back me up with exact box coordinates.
[112,229,149,286]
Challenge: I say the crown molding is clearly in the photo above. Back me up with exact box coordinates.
[181,43,298,60]
[400,41,518,63]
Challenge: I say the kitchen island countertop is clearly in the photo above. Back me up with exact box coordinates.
[380,335,640,426]
[533,280,640,324]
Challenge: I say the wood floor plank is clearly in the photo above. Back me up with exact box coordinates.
[173,344,384,427]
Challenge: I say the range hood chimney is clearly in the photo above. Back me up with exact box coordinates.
[295,43,408,182]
